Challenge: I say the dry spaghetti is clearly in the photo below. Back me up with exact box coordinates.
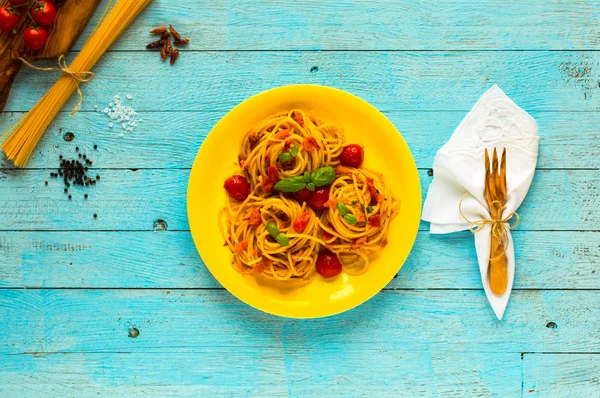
[221,110,399,285]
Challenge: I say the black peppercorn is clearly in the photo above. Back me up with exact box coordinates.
[68,195,72,200]
[76,147,79,151]
[93,214,97,218]
[45,181,48,185]
[64,188,68,193]
[94,145,98,150]
[84,194,88,199]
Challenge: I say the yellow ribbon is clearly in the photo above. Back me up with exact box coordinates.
[458,194,520,253]
[19,55,95,116]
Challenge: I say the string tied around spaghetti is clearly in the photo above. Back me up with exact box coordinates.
[19,55,95,116]
[458,194,520,257]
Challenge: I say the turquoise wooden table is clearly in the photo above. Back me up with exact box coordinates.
[1,1,599,396]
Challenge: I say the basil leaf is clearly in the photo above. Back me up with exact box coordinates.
[303,172,311,183]
[306,182,316,191]
[337,202,348,216]
[310,166,336,187]
[266,222,279,238]
[274,176,307,192]
[276,233,289,247]
[366,206,373,213]
[344,213,358,225]
[290,143,300,157]
[278,152,292,162]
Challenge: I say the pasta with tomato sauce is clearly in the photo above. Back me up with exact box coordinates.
[220,109,399,285]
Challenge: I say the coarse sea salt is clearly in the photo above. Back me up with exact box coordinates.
[97,94,141,136]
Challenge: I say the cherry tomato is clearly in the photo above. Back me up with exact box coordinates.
[0,7,20,33]
[292,211,311,233]
[292,187,311,202]
[8,0,29,5]
[224,175,250,201]
[23,26,48,50]
[30,0,56,27]
[306,186,330,211]
[316,250,342,278]
[340,144,364,167]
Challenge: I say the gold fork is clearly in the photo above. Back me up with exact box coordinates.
[484,148,508,295]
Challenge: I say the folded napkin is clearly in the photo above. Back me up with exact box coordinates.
[422,85,539,320]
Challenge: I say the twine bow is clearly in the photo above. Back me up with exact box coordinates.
[459,194,520,255]
[19,55,95,116]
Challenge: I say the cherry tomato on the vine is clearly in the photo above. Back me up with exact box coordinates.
[0,7,20,33]
[30,0,56,27]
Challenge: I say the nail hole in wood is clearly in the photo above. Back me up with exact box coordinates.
[130,168,138,172]
[63,132,75,142]
[427,169,434,177]
[546,321,557,329]
[128,327,140,338]
[154,219,168,231]
[310,66,319,73]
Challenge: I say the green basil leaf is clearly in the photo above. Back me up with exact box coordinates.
[310,166,336,187]
[366,206,373,213]
[274,176,307,192]
[337,202,348,216]
[306,182,316,191]
[278,152,293,162]
[303,172,311,183]
[344,213,358,225]
[266,222,279,238]
[290,143,300,157]
[276,233,289,247]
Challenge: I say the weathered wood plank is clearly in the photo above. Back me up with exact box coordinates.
[0,289,597,354]
[0,110,598,169]
[0,351,521,397]
[0,169,597,231]
[0,231,597,290]
[68,0,600,51]
[3,51,600,113]
[523,354,600,396]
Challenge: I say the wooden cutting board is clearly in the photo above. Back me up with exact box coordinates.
[0,0,101,111]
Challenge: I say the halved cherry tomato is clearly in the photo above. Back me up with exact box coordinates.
[340,144,364,167]
[261,165,279,193]
[368,214,381,227]
[243,208,261,226]
[293,187,311,202]
[293,211,311,233]
[0,7,20,33]
[306,186,330,211]
[316,250,342,278]
[224,175,250,201]
[30,0,56,27]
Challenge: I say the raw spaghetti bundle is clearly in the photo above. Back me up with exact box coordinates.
[1,0,152,167]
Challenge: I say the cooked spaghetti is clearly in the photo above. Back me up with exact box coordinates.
[221,109,399,285]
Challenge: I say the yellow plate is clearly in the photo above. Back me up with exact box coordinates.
[187,85,421,318]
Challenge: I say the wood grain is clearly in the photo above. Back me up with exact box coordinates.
[69,0,600,51]
[523,354,600,396]
[0,289,597,354]
[0,169,597,231]
[0,110,598,169]
[0,351,521,397]
[3,51,600,113]
[0,231,597,289]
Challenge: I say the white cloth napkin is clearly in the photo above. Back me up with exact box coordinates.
[422,85,539,320]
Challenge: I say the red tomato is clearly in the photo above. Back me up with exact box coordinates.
[8,0,29,5]
[306,186,330,211]
[261,165,279,193]
[224,175,250,201]
[368,214,381,227]
[316,250,342,278]
[292,211,311,233]
[30,0,56,27]
[340,144,364,167]
[23,26,48,50]
[292,187,311,202]
[0,7,20,33]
